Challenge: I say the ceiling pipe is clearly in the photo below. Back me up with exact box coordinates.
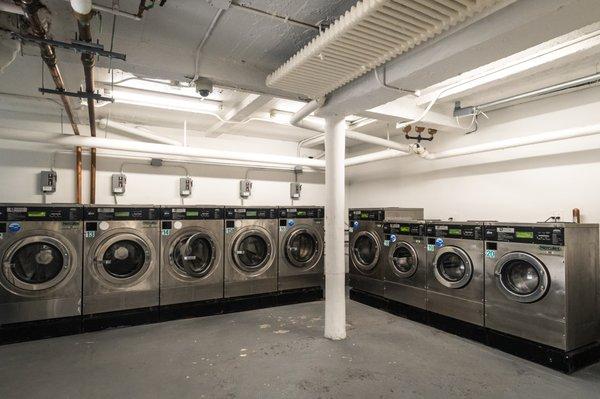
[17,0,83,204]
[344,148,410,167]
[98,118,181,146]
[0,131,327,168]
[414,123,600,160]
[71,0,97,204]
[63,0,141,20]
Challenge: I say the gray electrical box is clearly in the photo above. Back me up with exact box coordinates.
[112,173,127,195]
[290,182,302,200]
[40,170,57,193]
[180,177,193,197]
[240,179,252,199]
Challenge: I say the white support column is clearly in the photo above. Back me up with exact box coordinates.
[324,115,346,340]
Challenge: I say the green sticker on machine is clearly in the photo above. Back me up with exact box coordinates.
[161,229,171,236]
[85,231,95,239]
[485,249,496,259]
[427,244,435,252]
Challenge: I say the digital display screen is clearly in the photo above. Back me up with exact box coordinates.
[186,211,199,217]
[297,211,306,216]
[246,211,257,217]
[27,211,46,217]
[360,212,369,219]
[400,226,410,233]
[516,231,534,239]
[115,211,130,217]
[449,228,462,236]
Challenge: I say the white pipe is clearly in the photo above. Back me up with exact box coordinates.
[70,0,92,15]
[324,115,346,341]
[0,131,326,169]
[346,131,411,153]
[99,118,182,146]
[418,123,600,160]
[290,99,321,126]
[0,0,24,15]
[64,0,141,20]
[344,149,409,167]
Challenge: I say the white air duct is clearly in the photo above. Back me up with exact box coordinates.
[267,0,499,98]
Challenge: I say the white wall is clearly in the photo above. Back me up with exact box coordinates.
[0,117,325,207]
[347,86,600,224]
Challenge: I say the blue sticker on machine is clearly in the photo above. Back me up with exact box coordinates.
[390,234,397,243]
[8,223,21,233]
[485,249,496,259]
[435,238,444,248]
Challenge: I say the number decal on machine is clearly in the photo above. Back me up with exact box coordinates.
[485,249,496,259]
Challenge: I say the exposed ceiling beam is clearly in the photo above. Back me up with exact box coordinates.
[205,94,273,138]
[318,0,600,117]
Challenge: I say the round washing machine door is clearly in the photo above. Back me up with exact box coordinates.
[433,246,473,289]
[2,236,72,291]
[232,228,273,274]
[94,233,152,284]
[350,231,381,273]
[285,227,322,270]
[494,252,549,303]
[171,232,217,278]
[388,241,418,278]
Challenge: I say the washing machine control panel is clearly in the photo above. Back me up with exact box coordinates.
[426,223,483,240]
[161,207,224,220]
[279,207,324,219]
[484,225,564,246]
[349,209,385,221]
[384,222,425,237]
[0,205,82,221]
[84,207,159,221]
[225,208,277,219]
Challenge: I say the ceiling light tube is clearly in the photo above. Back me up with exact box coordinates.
[107,86,223,114]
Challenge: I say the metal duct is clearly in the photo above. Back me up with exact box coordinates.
[266,0,499,98]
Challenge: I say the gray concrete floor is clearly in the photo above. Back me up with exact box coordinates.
[1,300,599,399]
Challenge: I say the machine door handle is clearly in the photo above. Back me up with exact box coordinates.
[183,255,197,261]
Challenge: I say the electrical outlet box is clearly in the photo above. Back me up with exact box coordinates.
[180,177,193,197]
[240,179,252,199]
[112,173,127,195]
[290,182,302,200]
[40,170,57,193]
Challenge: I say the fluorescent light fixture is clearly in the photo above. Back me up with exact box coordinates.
[109,86,222,114]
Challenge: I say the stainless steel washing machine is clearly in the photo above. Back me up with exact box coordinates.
[277,206,324,291]
[83,206,160,315]
[484,222,600,350]
[160,206,224,305]
[224,207,278,298]
[383,220,427,310]
[426,222,485,326]
[349,208,424,297]
[0,204,83,325]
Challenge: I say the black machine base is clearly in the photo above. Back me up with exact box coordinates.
[159,300,223,322]
[349,288,389,311]
[277,287,324,306]
[222,292,278,314]
[349,288,600,374]
[82,307,160,333]
[0,316,82,346]
[487,329,600,374]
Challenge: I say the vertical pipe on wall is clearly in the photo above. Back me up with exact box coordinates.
[324,115,346,340]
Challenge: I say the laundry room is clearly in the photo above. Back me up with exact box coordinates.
[1,1,600,398]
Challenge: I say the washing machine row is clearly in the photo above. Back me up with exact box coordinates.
[349,213,600,372]
[0,204,324,343]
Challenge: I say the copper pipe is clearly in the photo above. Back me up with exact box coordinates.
[74,9,97,204]
[17,0,83,204]
[573,208,581,224]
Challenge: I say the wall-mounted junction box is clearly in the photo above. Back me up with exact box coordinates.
[112,173,127,195]
[40,170,57,193]
[290,182,302,200]
[240,179,252,199]
[180,177,193,197]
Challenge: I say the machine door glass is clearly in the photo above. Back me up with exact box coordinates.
[389,242,418,278]
[285,228,320,268]
[172,233,215,278]
[102,240,146,278]
[495,252,549,303]
[3,236,71,291]
[433,246,473,289]
[233,230,272,272]
[351,231,380,272]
